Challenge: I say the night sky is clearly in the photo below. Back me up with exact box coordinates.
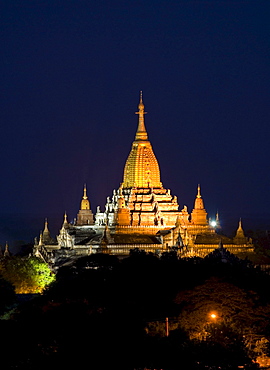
[1,1,269,248]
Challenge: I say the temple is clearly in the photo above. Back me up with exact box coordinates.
[34,93,253,266]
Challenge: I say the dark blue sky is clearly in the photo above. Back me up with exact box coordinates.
[0,0,269,246]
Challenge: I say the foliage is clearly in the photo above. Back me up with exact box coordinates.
[1,252,270,368]
[0,276,16,315]
[138,327,257,370]
[74,253,120,270]
[0,256,55,294]
[246,229,270,257]
[176,277,249,334]
[175,276,270,337]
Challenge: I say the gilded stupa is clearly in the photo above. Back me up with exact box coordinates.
[77,184,94,226]
[95,92,180,231]
[188,184,210,236]
[122,91,162,189]
[34,93,253,265]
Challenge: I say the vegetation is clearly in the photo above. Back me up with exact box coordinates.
[246,229,270,257]
[0,256,55,294]
[0,276,16,315]
[1,250,270,368]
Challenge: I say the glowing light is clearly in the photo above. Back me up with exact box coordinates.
[209,312,218,319]
[210,220,217,227]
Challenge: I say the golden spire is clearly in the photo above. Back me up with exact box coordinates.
[238,218,242,229]
[83,184,87,199]
[38,232,43,246]
[197,184,201,198]
[43,218,53,243]
[4,242,10,257]
[194,184,204,210]
[62,212,69,228]
[80,184,90,210]
[233,218,247,244]
[191,185,208,225]
[122,93,162,188]
[44,218,49,233]
[135,91,148,141]
[236,218,245,238]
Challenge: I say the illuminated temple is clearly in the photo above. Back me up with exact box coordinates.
[34,93,253,265]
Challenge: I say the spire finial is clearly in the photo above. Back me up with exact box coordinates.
[44,218,49,232]
[80,184,90,210]
[83,184,87,199]
[135,91,148,141]
[38,232,43,246]
[193,184,206,213]
[4,242,10,257]
[238,218,243,231]
[234,217,246,241]
[197,184,201,198]
[139,90,143,105]
[61,212,69,229]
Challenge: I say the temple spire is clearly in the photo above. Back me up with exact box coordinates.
[44,218,49,233]
[77,184,94,225]
[38,231,43,246]
[81,184,90,210]
[62,212,69,228]
[4,242,10,257]
[236,218,245,238]
[233,218,247,244]
[122,93,162,188]
[191,185,208,225]
[83,184,87,199]
[194,184,204,210]
[43,218,54,243]
[238,218,242,229]
[197,184,201,198]
[135,91,148,141]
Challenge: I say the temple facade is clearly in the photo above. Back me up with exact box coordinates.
[34,93,253,266]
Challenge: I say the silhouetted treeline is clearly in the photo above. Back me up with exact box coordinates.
[1,250,269,369]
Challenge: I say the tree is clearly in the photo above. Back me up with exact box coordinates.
[174,276,268,337]
[246,229,270,256]
[74,253,119,271]
[0,256,55,294]
[0,276,16,315]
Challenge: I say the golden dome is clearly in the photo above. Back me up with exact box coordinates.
[122,93,162,188]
